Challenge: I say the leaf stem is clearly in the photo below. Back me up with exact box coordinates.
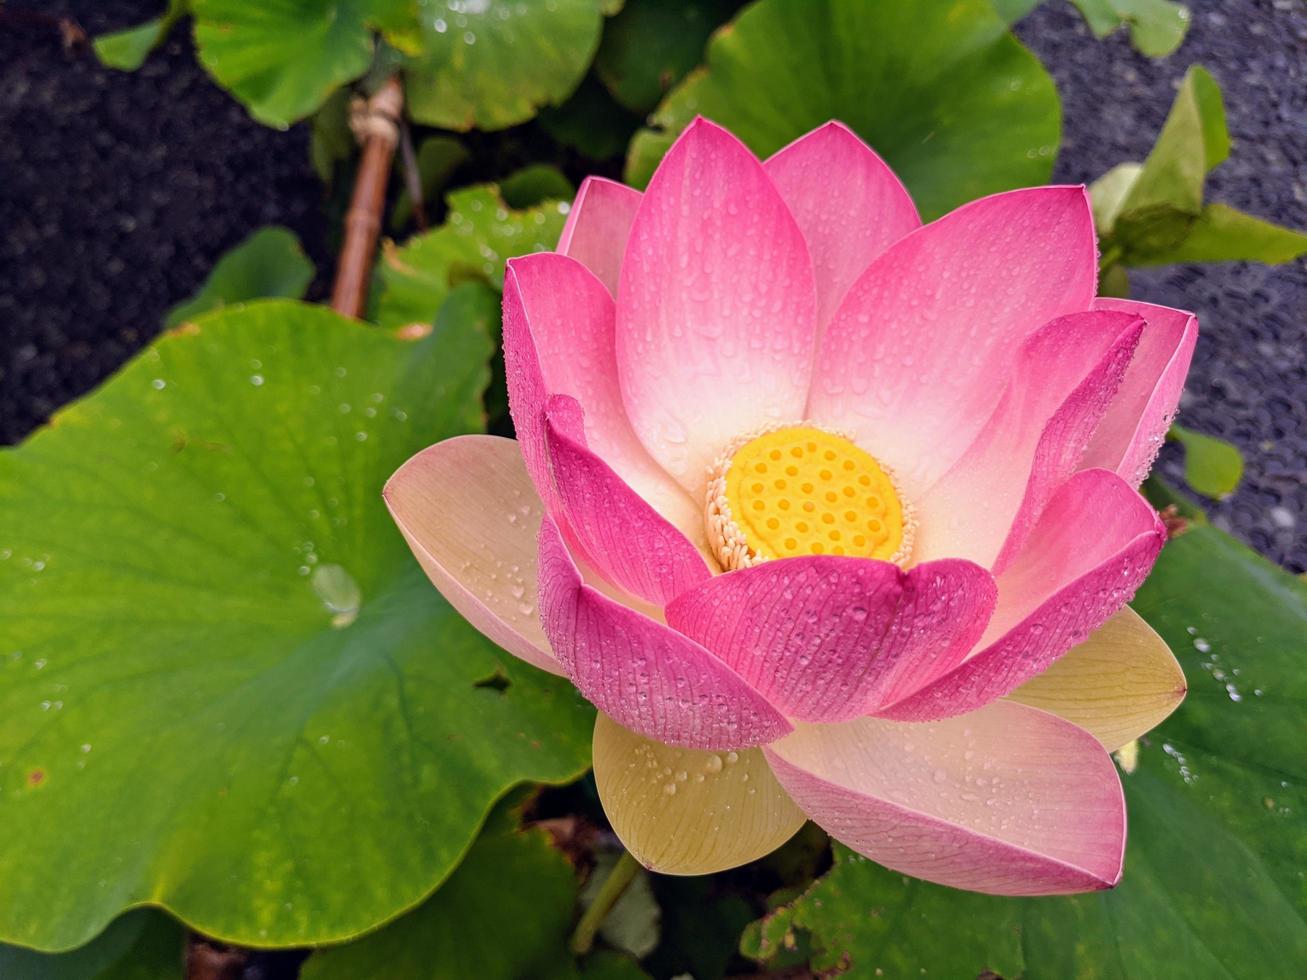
[570,850,641,956]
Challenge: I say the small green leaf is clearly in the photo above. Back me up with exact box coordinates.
[1068,0,1191,57]
[391,136,471,232]
[499,164,575,210]
[1119,65,1225,221]
[0,299,594,949]
[1187,62,1230,170]
[593,0,737,113]
[1089,161,1144,236]
[93,1,187,72]
[744,527,1307,977]
[0,911,183,980]
[373,185,569,332]
[1170,424,1245,499]
[191,0,381,127]
[624,0,1061,221]
[1148,202,1307,265]
[394,0,605,131]
[164,227,314,328]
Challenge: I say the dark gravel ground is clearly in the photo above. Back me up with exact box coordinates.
[1019,1,1307,571]
[0,1,333,444]
[1,0,1304,568]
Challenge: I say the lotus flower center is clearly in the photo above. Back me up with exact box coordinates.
[706,425,909,571]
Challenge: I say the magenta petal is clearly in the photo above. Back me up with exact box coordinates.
[764,122,920,333]
[544,397,712,607]
[1083,298,1199,487]
[537,517,792,749]
[556,176,643,298]
[617,117,818,492]
[502,253,701,538]
[665,556,996,723]
[914,310,1143,570]
[807,186,1098,496]
[880,470,1165,722]
[765,700,1126,896]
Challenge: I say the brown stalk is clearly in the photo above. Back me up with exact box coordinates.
[330,77,404,319]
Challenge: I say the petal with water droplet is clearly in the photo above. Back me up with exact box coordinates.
[764,700,1125,896]
[537,517,790,749]
[880,470,1165,721]
[913,310,1143,569]
[617,118,818,493]
[765,121,920,333]
[807,186,1097,498]
[665,554,995,722]
[384,435,560,675]
[556,176,642,298]
[544,397,711,606]
[503,253,700,539]
[593,712,804,875]
[1007,606,1185,751]
[1083,298,1199,488]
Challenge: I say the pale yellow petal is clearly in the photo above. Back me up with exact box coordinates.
[1007,607,1185,751]
[592,712,805,875]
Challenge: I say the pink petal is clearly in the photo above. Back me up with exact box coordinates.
[806,187,1098,496]
[556,176,643,298]
[764,700,1125,896]
[502,253,701,539]
[880,470,1165,722]
[765,122,920,333]
[1083,298,1199,487]
[544,396,712,607]
[617,117,818,493]
[913,310,1143,570]
[537,516,792,749]
[383,435,562,676]
[665,556,995,723]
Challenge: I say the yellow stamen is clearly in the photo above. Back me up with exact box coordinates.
[706,425,910,571]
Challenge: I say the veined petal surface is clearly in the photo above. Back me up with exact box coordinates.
[384,435,560,675]
[807,186,1098,496]
[765,700,1125,896]
[536,517,791,749]
[592,712,805,875]
[617,117,818,494]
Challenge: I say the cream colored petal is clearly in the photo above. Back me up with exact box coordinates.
[592,712,805,875]
[383,435,560,675]
[1006,606,1185,751]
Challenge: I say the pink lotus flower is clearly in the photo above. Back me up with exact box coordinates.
[386,119,1193,895]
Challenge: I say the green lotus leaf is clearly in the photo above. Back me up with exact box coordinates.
[302,796,622,979]
[742,526,1307,976]
[1170,424,1244,500]
[0,295,593,950]
[624,0,1061,221]
[394,0,606,131]
[93,0,187,72]
[191,0,399,127]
